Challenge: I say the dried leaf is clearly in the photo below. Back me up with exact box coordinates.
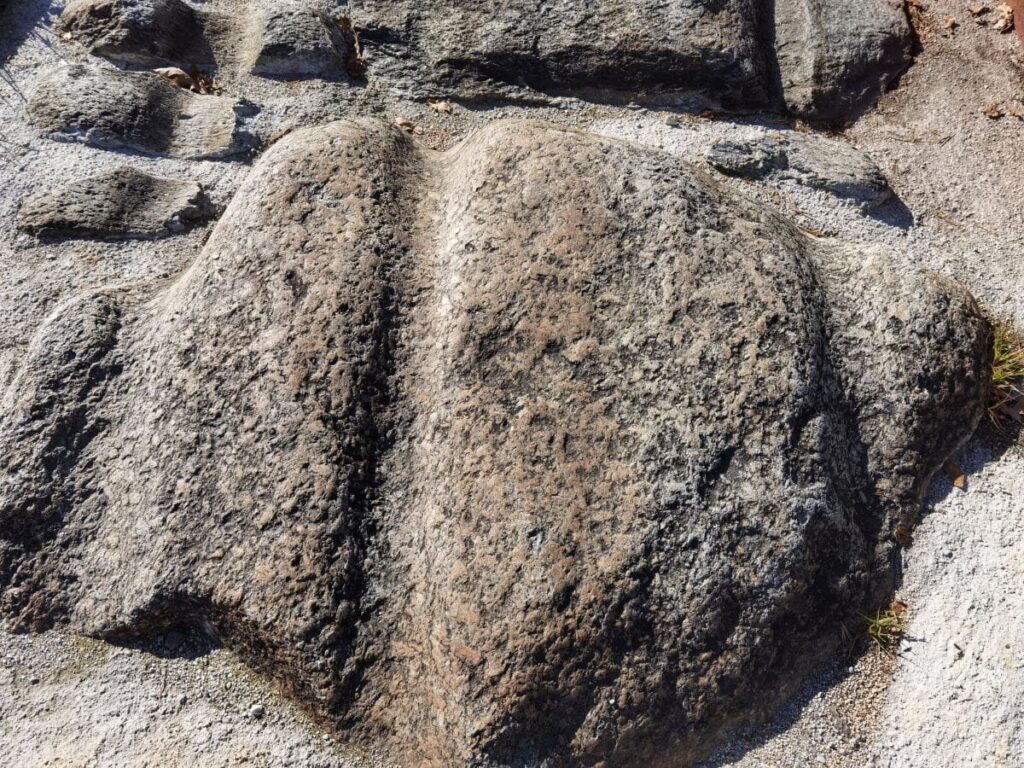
[982,103,1005,118]
[943,460,967,489]
[394,116,422,135]
[889,600,909,617]
[153,67,195,90]
[995,2,1014,31]
[1006,102,1024,118]
[427,100,454,114]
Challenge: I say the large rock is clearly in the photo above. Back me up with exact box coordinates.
[248,6,356,79]
[26,65,257,159]
[17,166,213,239]
[356,0,776,107]
[0,119,990,766]
[354,0,910,119]
[58,0,213,68]
[775,0,913,122]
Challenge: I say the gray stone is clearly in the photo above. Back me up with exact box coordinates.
[352,0,910,120]
[26,65,258,160]
[707,133,894,209]
[17,166,213,240]
[0,119,990,766]
[775,0,913,122]
[59,0,213,68]
[355,0,775,108]
[249,6,355,79]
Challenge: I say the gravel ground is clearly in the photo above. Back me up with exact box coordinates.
[0,0,1021,765]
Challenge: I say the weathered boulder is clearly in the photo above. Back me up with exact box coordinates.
[248,6,355,78]
[354,0,910,119]
[775,0,912,122]
[356,0,775,107]
[0,119,990,766]
[26,65,257,159]
[55,0,912,120]
[706,132,894,209]
[17,166,213,239]
[59,0,213,68]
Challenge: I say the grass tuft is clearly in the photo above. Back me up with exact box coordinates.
[988,324,1024,430]
[863,602,907,655]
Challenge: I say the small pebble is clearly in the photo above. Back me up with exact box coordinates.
[249,704,265,719]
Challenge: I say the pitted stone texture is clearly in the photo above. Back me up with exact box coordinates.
[0,120,990,767]
[59,0,213,68]
[775,0,913,122]
[249,6,354,78]
[707,133,894,209]
[356,0,775,107]
[17,166,213,239]
[26,65,257,159]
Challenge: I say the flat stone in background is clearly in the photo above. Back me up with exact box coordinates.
[17,166,213,239]
[707,133,894,209]
[26,65,258,160]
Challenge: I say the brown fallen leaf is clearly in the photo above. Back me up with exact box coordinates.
[943,460,967,489]
[995,2,1014,31]
[189,66,220,95]
[394,116,423,135]
[427,100,454,114]
[982,103,1005,118]
[889,600,909,617]
[153,66,195,90]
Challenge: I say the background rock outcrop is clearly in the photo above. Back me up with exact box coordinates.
[0,118,990,766]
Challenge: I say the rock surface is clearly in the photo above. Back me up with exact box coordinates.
[0,117,990,766]
[17,165,213,239]
[59,0,213,68]
[56,0,911,121]
[26,64,257,159]
[706,133,894,209]
[775,0,913,122]
[249,6,355,78]
[353,0,910,119]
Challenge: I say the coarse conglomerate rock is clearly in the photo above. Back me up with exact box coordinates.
[16,166,213,239]
[26,64,258,160]
[0,119,990,766]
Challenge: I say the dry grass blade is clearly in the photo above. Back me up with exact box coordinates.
[988,323,1024,429]
[863,602,907,655]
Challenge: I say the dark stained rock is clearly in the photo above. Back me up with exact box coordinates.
[0,119,990,766]
[249,6,355,79]
[355,0,776,107]
[26,65,258,160]
[707,133,894,209]
[775,0,913,122]
[17,166,213,239]
[59,0,214,68]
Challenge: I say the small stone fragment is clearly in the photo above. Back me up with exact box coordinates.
[249,704,265,719]
[706,132,894,209]
[17,166,214,239]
